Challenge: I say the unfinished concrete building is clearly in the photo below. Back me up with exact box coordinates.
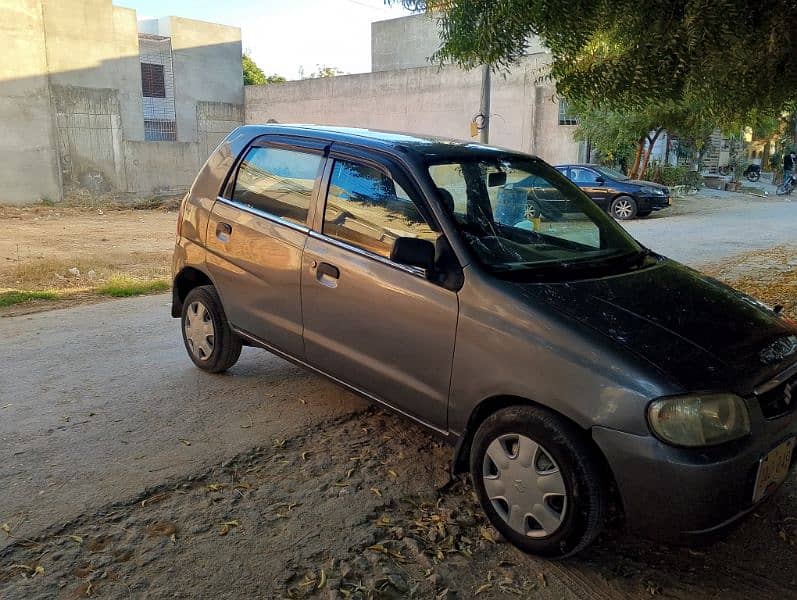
[1,0,244,204]
[246,13,584,166]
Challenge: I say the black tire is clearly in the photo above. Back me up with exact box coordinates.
[746,172,760,182]
[610,195,637,220]
[181,285,242,373]
[470,405,607,558]
[636,210,652,218]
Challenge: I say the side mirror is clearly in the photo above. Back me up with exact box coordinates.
[488,171,507,187]
[390,237,435,272]
[595,176,605,185]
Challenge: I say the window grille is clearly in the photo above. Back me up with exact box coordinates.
[141,63,166,98]
[558,100,578,126]
[138,35,177,141]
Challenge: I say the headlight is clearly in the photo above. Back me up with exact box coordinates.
[647,394,750,447]
[641,186,665,196]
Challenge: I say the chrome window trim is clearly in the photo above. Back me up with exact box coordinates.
[308,230,429,280]
[216,196,311,234]
[754,360,797,396]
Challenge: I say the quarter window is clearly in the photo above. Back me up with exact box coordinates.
[232,147,322,225]
[323,160,437,258]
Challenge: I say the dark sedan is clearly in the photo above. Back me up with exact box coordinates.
[555,164,671,220]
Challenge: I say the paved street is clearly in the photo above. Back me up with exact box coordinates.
[623,193,796,265]
[0,295,367,552]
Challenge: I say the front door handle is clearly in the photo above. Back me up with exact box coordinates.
[317,262,339,279]
[315,261,340,288]
[216,222,232,242]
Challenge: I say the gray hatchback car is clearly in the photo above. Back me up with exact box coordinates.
[172,124,797,557]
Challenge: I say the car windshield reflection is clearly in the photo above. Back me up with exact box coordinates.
[426,155,642,277]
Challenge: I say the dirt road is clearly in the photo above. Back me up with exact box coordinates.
[1,295,796,599]
[2,194,797,599]
[623,191,797,264]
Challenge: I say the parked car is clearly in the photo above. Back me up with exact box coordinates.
[173,125,797,557]
[554,164,670,220]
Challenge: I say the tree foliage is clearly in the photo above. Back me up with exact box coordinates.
[571,100,716,177]
[392,1,797,123]
[243,53,286,86]
[308,65,345,78]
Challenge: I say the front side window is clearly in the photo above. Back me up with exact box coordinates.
[323,159,437,258]
[428,156,642,278]
[569,167,599,184]
[232,146,322,225]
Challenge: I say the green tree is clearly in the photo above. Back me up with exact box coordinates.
[243,53,286,85]
[392,1,797,123]
[308,65,345,78]
[572,99,717,177]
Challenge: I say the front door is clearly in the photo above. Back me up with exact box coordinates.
[205,140,325,358]
[300,152,458,430]
[568,166,609,209]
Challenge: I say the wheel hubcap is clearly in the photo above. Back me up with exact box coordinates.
[482,434,567,538]
[184,301,215,360]
[614,200,632,218]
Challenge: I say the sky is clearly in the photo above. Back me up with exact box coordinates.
[118,0,413,80]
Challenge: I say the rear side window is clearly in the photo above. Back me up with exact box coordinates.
[323,159,437,258]
[232,146,322,225]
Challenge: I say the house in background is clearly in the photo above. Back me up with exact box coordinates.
[245,13,586,166]
[1,0,244,205]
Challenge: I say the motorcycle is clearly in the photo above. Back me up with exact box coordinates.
[743,164,761,182]
[717,162,761,182]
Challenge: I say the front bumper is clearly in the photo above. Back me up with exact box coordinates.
[636,194,671,211]
[593,403,797,543]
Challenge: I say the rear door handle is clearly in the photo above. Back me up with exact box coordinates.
[315,261,340,288]
[216,222,232,241]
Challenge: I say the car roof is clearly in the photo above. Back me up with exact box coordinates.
[556,164,602,169]
[238,123,538,162]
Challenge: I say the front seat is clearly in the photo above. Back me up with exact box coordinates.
[437,187,455,213]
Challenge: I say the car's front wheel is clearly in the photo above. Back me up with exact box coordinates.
[181,285,242,373]
[610,195,637,220]
[470,405,607,557]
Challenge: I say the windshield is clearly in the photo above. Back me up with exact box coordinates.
[595,166,630,181]
[427,156,642,276]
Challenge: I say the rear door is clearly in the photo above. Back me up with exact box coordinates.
[205,137,326,358]
[300,146,458,430]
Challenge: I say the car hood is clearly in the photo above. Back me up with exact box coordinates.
[627,179,669,192]
[511,259,797,393]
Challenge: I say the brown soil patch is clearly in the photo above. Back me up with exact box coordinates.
[1,204,176,315]
[702,245,797,319]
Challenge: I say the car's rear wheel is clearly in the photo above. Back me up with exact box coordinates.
[610,195,637,220]
[470,405,607,557]
[181,285,241,373]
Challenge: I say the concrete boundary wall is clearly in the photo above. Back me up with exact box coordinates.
[0,0,243,204]
[245,57,581,165]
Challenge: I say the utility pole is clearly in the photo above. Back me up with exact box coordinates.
[479,64,490,144]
